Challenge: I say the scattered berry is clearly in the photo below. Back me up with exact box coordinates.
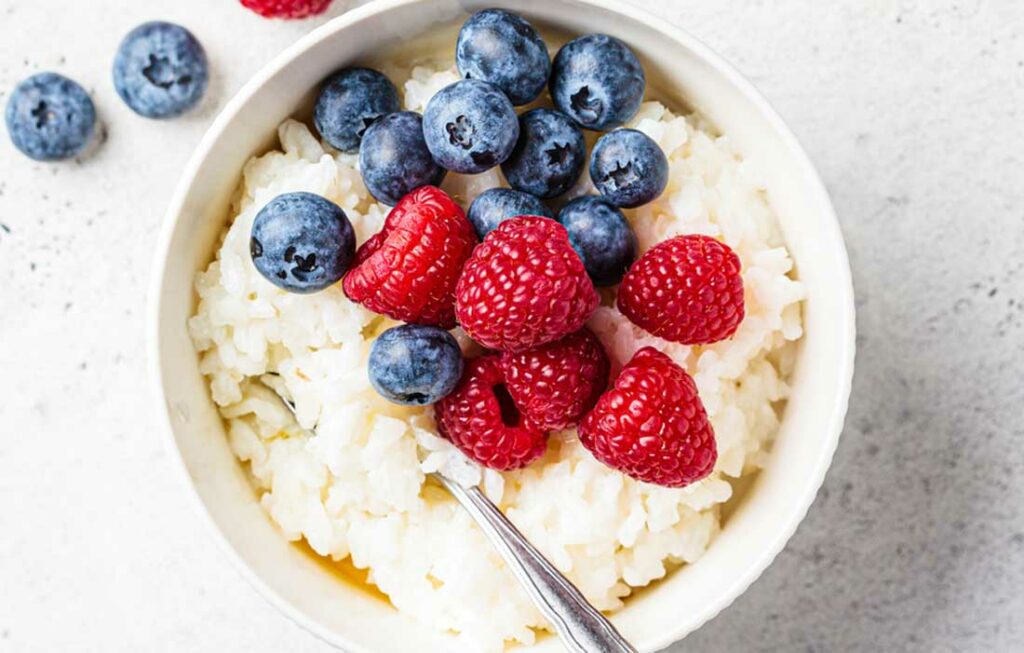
[250,192,355,293]
[435,354,548,470]
[590,129,668,207]
[368,324,464,406]
[501,108,586,199]
[550,34,645,131]
[579,347,716,487]
[501,328,609,431]
[422,79,519,174]
[240,0,332,19]
[455,9,550,106]
[617,235,745,344]
[113,21,209,119]
[557,196,637,287]
[466,188,553,240]
[456,216,599,352]
[343,186,475,328]
[359,111,446,206]
[5,72,95,161]
[314,68,399,153]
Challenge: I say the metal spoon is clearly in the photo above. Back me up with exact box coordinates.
[256,378,637,653]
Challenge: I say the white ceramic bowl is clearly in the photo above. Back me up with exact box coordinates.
[148,1,855,650]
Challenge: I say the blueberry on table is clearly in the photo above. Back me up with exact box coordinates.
[590,129,668,208]
[359,111,446,206]
[113,21,209,119]
[5,72,96,161]
[455,8,551,106]
[557,195,637,287]
[467,188,553,240]
[368,324,464,406]
[250,192,355,293]
[314,68,400,153]
[550,34,645,131]
[501,108,585,199]
[422,79,519,174]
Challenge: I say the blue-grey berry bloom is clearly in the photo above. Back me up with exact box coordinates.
[113,21,208,119]
[5,72,96,161]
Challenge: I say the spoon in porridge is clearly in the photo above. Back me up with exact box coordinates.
[256,377,637,653]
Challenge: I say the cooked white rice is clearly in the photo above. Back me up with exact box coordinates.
[188,62,805,651]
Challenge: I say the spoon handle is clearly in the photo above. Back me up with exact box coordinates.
[436,473,638,653]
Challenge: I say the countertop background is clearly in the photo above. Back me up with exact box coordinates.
[1,1,1022,651]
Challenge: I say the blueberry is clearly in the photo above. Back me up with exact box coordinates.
[590,129,668,208]
[314,68,400,153]
[422,79,519,174]
[250,192,355,294]
[112,21,208,119]
[501,108,585,199]
[368,324,464,406]
[550,34,645,131]
[467,188,553,240]
[557,196,637,286]
[455,9,550,106]
[360,111,446,206]
[5,72,96,161]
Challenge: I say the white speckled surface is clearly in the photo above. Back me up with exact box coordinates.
[1,1,1022,651]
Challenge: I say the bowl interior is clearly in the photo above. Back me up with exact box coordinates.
[150,1,854,651]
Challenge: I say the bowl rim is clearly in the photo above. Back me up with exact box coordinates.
[146,0,856,650]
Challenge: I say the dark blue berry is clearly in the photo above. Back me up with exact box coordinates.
[590,129,668,208]
[467,188,553,240]
[501,108,585,199]
[557,196,637,287]
[250,192,355,294]
[5,72,96,161]
[422,79,519,174]
[368,324,464,406]
[113,21,208,119]
[359,111,446,206]
[550,34,645,131]
[455,9,550,106]
[314,68,399,153]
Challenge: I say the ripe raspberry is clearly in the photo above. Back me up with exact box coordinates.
[579,347,716,487]
[617,234,745,345]
[240,0,332,19]
[455,217,599,352]
[435,355,548,471]
[501,328,610,431]
[343,186,476,328]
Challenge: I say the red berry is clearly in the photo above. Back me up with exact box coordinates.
[435,355,548,471]
[343,186,476,328]
[455,217,599,352]
[617,234,745,345]
[579,347,716,488]
[501,328,610,431]
[240,0,332,18]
